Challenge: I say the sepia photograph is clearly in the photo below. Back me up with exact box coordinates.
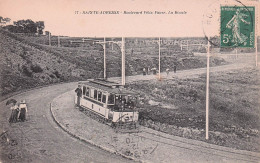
[0,0,259,162]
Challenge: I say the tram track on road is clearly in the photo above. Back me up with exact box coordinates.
[67,96,260,162]
[132,130,259,163]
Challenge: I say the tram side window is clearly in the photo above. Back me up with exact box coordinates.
[86,87,90,97]
[98,91,102,102]
[83,86,86,95]
[102,94,107,103]
[108,94,115,104]
[94,89,97,100]
[90,89,94,98]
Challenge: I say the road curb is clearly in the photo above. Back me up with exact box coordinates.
[49,94,143,163]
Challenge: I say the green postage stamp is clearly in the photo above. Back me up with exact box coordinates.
[220,6,255,48]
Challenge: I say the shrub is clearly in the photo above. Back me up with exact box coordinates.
[30,64,43,73]
[22,65,32,77]
[53,71,61,78]
[49,74,55,78]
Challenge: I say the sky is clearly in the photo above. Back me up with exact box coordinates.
[0,0,259,37]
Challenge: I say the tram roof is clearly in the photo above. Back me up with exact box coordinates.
[79,79,138,95]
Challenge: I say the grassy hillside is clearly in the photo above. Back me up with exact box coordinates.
[0,29,226,96]
[0,30,86,95]
[128,67,260,151]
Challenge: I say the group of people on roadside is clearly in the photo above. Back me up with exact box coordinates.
[9,100,28,123]
[142,64,177,76]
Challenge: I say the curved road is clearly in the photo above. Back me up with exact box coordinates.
[0,83,135,163]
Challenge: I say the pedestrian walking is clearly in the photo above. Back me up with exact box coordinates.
[18,100,27,122]
[173,64,177,73]
[151,68,157,75]
[9,102,19,123]
[143,68,146,75]
[166,68,170,76]
[146,67,149,75]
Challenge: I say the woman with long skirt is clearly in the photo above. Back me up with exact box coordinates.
[9,103,19,123]
[18,100,27,122]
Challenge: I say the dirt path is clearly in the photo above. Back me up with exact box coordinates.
[110,62,256,83]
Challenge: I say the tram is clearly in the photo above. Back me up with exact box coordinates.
[75,79,139,131]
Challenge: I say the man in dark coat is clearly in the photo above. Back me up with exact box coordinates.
[75,85,82,106]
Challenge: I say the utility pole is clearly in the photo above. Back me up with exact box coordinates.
[104,37,106,79]
[159,37,161,79]
[235,48,238,59]
[111,38,114,51]
[256,37,258,67]
[187,40,189,51]
[121,37,125,85]
[48,32,51,46]
[58,35,60,47]
[255,23,258,67]
[206,38,210,140]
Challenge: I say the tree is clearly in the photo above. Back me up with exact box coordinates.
[45,31,50,35]
[0,16,11,26]
[3,19,45,34]
[3,25,22,32]
[13,19,37,33]
[36,21,45,35]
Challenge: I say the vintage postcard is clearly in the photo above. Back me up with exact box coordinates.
[0,0,259,162]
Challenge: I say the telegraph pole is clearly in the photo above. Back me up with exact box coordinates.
[256,37,258,67]
[111,38,114,51]
[58,35,60,47]
[159,37,161,79]
[48,32,51,46]
[206,38,210,140]
[255,21,258,67]
[121,37,125,85]
[235,48,238,59]
[104,37,106,79]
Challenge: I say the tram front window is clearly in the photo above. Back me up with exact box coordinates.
[125,96,135,109]
[114,95,136,111]
[108,94,114,104]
